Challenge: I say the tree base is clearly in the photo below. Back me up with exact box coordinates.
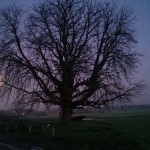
[59,107,72,125]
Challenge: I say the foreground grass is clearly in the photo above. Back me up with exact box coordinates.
[0,115,150,150]
[104,115,150,146]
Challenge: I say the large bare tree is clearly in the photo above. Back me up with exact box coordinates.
[0,0,142,124]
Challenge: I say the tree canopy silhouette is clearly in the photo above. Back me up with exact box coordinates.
[0,0,142,124]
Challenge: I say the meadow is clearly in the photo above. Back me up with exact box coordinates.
[0,110,150,150]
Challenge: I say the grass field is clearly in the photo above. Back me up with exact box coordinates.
[104,115,150,148]
[0,111,150,150]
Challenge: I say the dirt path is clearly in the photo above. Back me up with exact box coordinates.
[0,136,43,150]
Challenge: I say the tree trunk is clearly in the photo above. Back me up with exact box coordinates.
[60,106,72,125]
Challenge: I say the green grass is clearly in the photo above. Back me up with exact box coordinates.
[104,115,150,145]
[14,121,147,150]
[0,114,150,150]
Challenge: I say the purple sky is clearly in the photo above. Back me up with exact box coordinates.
[117,0,150,104]
[0,0,150,105]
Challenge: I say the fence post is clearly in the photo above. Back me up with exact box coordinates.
[52,126,55,137]
[6,124,9,132]
[15,124,18,132]
[29,124,32,132]
[42,125,45,133]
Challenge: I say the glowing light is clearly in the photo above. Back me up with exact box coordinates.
[0,75,4,86]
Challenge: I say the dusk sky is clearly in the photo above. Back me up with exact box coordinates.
[0,0,150,105]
